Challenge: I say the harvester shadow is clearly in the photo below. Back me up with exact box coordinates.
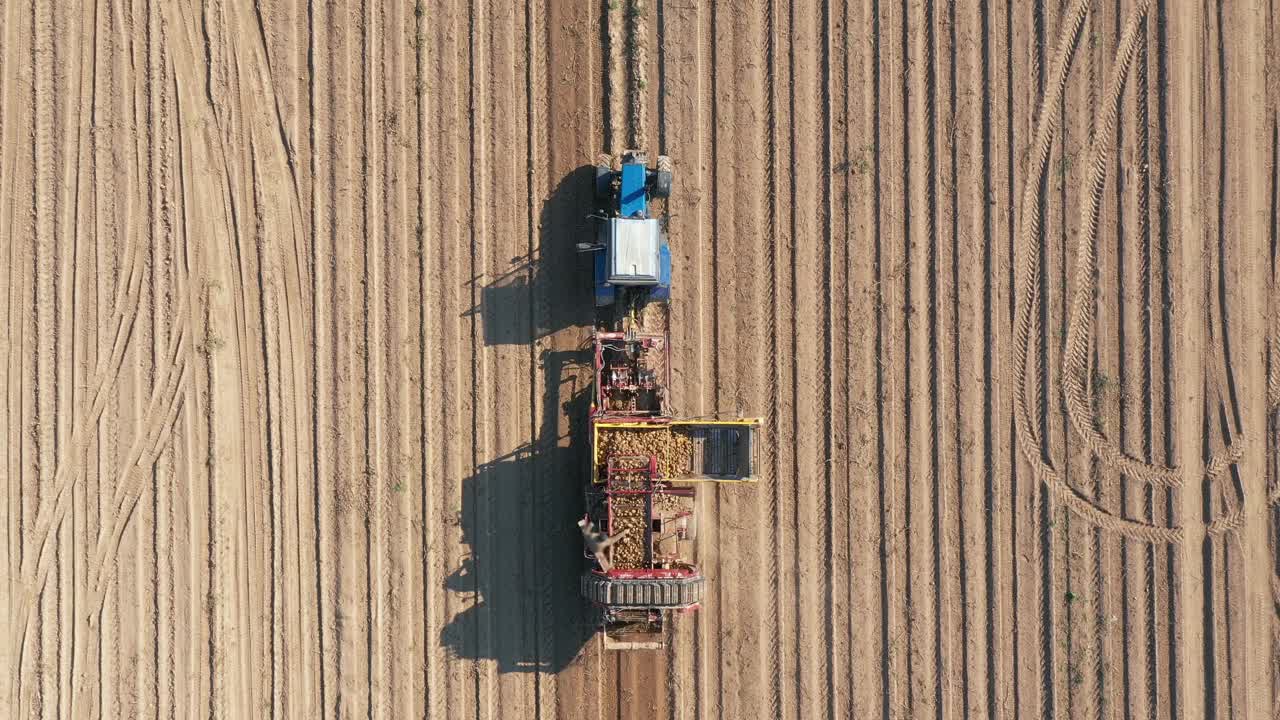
[464,164,598,346]
[441,164,600,673]
[440,350,594,673]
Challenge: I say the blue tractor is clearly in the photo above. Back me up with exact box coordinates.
[577,151,673,314]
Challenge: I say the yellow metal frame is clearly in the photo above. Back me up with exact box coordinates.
[591,418,762,483]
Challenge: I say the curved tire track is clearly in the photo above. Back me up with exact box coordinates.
[1012,0,1182,544]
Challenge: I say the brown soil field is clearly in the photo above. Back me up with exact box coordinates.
[2,0,1279,718]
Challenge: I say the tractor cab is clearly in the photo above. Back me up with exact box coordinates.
[578,150,673,309]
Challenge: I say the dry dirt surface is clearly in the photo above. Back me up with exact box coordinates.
[2,0,1280,718]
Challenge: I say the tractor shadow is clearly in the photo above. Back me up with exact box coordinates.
[441,166,599,673]
[465,164,598,346]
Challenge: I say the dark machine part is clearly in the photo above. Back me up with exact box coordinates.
[593,331,669,417]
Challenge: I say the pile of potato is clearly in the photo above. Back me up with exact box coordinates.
[609,470,649,491]
[609,496,648,569]
[651,492,684,515]
[597,428,693,480]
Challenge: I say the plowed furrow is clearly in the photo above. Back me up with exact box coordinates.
[906,2,942,717]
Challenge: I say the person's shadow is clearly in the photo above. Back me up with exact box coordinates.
[440,167,600,672]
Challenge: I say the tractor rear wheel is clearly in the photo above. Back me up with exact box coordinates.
[595,153,614,200]
[653,155,673,199]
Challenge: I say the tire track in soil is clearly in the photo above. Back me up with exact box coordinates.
[4,0,39,709]
[167,41,214,716]
[1183,0,1265,707]
[1006,6,1038,718]
[1202,77,1241,710]
[515,0,548,711]
[1126,14,1172,712]
[466,0,496,714]
[420,0,454,715]
[18,1,134,709]
[1117,22,1158,720]
[377,1,425,716]
[441,0,477,713]
[653,0,715,715]
[654,0,708,714]
[508,0,547,711]
[988,4,1018,717]
[145,15,182,712]
[0,0,26,703]
[138,8,172,714]
[819,3,839,718]
[120,8,156,711]
[202,8,273,711]
[1094,5,1127,719]
[31,2,60,713]
[932,6,961,718]
[479,0,536,712]
[951,1,994,716]
[308,0,344,712]
[1013,5,1254,717]
[410,2,436,716]
[1015,6,1195,720]
[877,1,910,717]
[1150,5,1180,713]
[697,0,771,715]
[68,2,104,707]
[11,83,154,712]
[904,1,939,717]
[829,2,870,712]
[775,2,806,718]
[843,0,880,715]
[700,0,730,717]
[51,1,88,713]
[1049,3,1080,714]
[1114,14,1164,719]
[520,0,557,714]
[798,0,839,702]
[763,0,786,712]
[363,2,394,715]
[1059,3,1096,717]
[137,8,186,712]
[338,2,371,714]
[542,0,600,716]
[96,8,131,702]
[188,5,262,713]
[249,0,324,715]
[1270,2,1280,714]
[827,1,856,717]
[684,0,720,713]
[1215,1,1272,714]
